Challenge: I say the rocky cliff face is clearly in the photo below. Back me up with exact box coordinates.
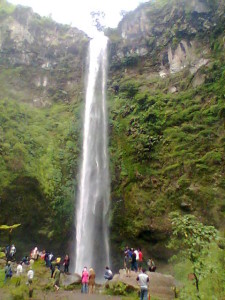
[108,0,224,78]
[0,1,89,254]
[0,4,89,106]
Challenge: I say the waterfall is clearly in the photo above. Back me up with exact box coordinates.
[74,34,110,279]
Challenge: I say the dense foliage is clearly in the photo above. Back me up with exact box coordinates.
[0,98,82,249]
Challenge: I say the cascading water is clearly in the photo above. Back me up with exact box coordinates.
[74,33,110,279]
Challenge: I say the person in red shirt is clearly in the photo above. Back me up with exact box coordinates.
[138,248,143,272]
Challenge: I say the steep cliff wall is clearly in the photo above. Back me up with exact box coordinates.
[107,0,225,264]
[0,1,89,252]
[0,2,89,106]
[108,0,224,77]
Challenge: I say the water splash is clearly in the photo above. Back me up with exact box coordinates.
[74,34,110,279]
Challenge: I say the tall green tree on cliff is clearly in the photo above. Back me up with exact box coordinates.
[168,212,218,294]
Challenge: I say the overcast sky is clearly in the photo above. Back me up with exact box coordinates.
[9,0,149,36]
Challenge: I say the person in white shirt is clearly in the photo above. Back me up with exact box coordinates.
[10,244,16,259]
[136,268,149,300]
[104,266,113,280]
[27,267,34,298]
[134,249,139,261]
[27,267,34,285]
[16,262,23,286]
[134,249,139,271]
[16,262,23,275]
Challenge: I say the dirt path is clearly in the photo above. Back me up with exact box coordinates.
[34,290,122,300]
[0,289,122,300]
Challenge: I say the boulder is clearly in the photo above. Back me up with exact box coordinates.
[61,273,82,288]
[108,269,175,300]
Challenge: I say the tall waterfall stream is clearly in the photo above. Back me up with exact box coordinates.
[74,34,110,279]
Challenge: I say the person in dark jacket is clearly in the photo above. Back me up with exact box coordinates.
[4,261,12,283]
[131,248,137,272]
[63,255,70,273]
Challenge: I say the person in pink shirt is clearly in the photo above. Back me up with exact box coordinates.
[81,267,89,293]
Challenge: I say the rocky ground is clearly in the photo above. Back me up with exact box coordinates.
[108,269,175,300]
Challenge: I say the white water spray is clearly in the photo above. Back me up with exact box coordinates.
[74,34,110,278]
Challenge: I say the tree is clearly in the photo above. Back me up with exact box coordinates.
[0,224,21,245]
[90,11,105,32]
[167,212,218,293]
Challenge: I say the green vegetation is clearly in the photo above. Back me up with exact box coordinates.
[0,224,21,245]
[0,98,82,248]
[0,0,15,16]
[108,27,225,255]
[168,212,224,299]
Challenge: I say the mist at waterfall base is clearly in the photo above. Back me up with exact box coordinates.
[73,34,110,281]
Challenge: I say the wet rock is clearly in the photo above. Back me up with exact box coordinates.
[180,202,192,212]
[169,86,177,94]
[192,72,206,87]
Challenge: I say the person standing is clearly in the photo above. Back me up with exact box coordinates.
[63,254,70,273]
[81,267,89,293]
[4,261,12,283]
[50,260,56,278]
[136,268,149,300]
[27,267,34,285]
[16,262,23,286]
[138,248,143,272]
[10,244,16,260]
[27,267,34,298]
[53,266,60,291]
[124,245,129,257]
[124,252,131,277]
[89,268,96,294]
[5,245,10,260]
[134,249,139,271]
[131,249,137,272]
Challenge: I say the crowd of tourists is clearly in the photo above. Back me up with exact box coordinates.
[123,246,156,276]
[3,243,155,299]
[3,244,71,295]
[123,246,157,300]
[3,243,114,295]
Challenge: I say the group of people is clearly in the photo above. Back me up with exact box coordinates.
[123,246,143,276]
[3,244,70,293]
[81,266,113,294]
[4,259,34,298]
[38,248,70,291]
[3,243,154,299]
[124,246,157,276]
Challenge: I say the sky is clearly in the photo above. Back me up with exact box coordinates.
[9,0,149,36]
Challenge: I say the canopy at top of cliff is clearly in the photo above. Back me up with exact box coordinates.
[8,0,149,36]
